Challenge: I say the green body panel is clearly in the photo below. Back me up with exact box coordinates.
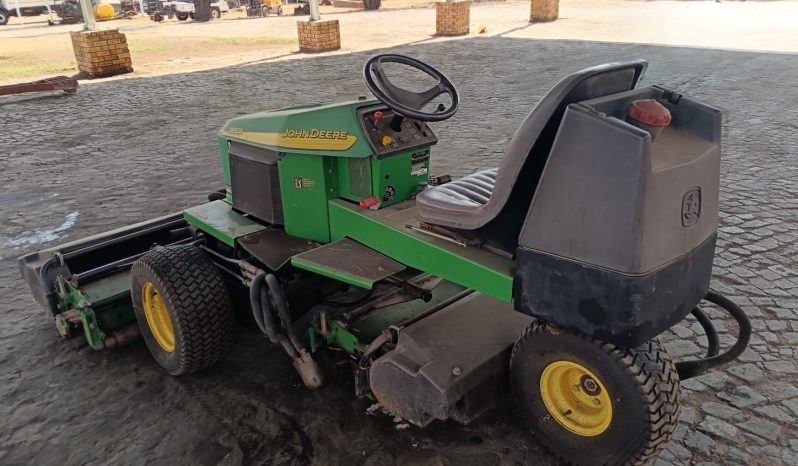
[353,280,467,340]
[80,308,105,350]
[83,273,137,332]
[312,317,362,355]
[309,278,468,356]
[55,272,136,350]
[371,149,429,208]
[278,154,338,243]
[215,98,436,242]
[219,100,379,189]
[291,256,374,289]
[328,200,515,302]
[184,200,267,247]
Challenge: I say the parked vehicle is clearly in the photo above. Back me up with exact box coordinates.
[150,0,228,21]
[1,0,52,25]
[17,55,751,466]
[46,0,124,25]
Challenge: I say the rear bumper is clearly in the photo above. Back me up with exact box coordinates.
[513,233,716,347]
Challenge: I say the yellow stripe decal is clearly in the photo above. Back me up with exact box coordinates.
[224,129,357,151]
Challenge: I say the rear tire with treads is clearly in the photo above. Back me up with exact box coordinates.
[131,245,234,376]
[509,320,681,465]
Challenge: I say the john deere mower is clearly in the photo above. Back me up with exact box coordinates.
[19,55,751,465]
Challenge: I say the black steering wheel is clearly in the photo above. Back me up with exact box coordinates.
[364,54,459,122]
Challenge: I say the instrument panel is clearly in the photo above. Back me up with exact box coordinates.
[357,105,438,158]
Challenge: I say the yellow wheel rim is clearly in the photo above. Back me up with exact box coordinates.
[141,281,175,353]
[539,361,612,437]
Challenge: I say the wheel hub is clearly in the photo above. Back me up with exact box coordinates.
[141,281,175,352]
[539,361,612,436]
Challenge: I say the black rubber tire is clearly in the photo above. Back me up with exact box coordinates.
[131,245,234,376]
[211,7,220,18]
[363,0,380,10]
[0,9,9,26]
[509,320,681,466]
[177,12,188,20]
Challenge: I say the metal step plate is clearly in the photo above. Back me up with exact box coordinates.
[183,200,267,247]
[291,238,405,288]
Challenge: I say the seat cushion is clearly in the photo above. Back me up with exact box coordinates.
[416,168,498,222]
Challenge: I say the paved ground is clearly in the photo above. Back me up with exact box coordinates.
[1,36,797,465]
[3,0,798,83]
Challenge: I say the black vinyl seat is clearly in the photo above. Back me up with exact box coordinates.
[423,168,498,207]
[416,61,648,249]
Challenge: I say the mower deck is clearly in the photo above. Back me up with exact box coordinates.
[370,292,534,426]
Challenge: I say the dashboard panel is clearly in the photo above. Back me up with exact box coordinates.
[357,105,438,158]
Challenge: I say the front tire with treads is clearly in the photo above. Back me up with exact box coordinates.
[131,245,234,376]
[509,320,681,466]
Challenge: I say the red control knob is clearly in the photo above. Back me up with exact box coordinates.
[627,99,671,127]
[374,111,384,122]
[359,196,381,209]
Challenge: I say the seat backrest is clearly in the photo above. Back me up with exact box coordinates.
[471,61,648,251]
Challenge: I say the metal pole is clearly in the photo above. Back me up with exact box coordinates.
[138,0,145,16]
[79,0,96,29]
[45,2,55,23]
[13,0,23,25]
[308,0,319,21]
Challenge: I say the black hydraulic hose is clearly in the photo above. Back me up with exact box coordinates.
[249,271,298,359]
[265,273,306,353]
[691,306,720,358]
[260,287,300,359]
[249,271,271,337]
[357,330,393,370]
[675,290,752,380]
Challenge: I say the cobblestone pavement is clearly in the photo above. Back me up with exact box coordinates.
[1,37,797,465]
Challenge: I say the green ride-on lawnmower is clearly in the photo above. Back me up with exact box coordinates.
[19,55,751,465]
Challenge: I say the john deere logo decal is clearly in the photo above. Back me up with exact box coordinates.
[682,188,701,227]
[223,128,357,151]
[281,129,350,140]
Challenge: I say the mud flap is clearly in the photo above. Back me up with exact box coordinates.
[369,293,533,426]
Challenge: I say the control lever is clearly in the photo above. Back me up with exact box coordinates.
[390,114,404,132]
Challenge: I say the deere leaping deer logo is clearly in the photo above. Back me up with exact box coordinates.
[682,188,701,227]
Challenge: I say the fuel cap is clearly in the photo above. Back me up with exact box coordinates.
[627,99,672,127]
